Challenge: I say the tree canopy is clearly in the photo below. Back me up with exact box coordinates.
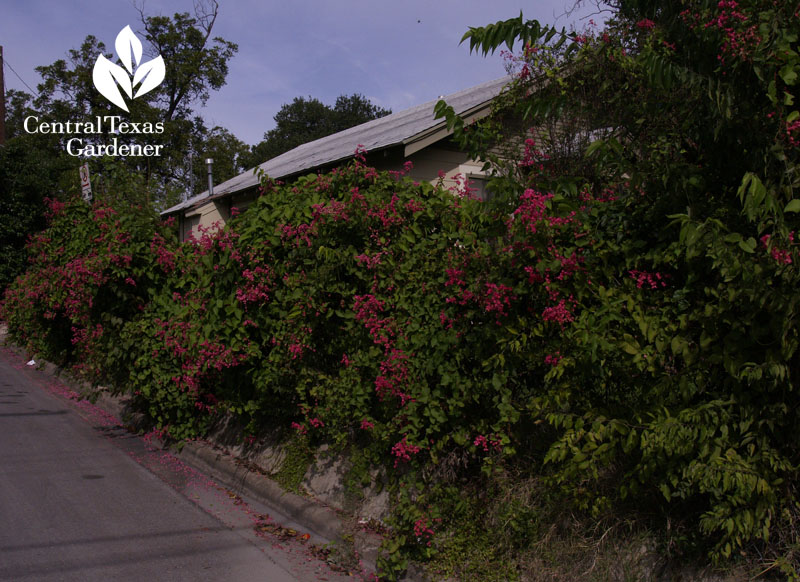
[240,93,391,168]
[30,2,239,202]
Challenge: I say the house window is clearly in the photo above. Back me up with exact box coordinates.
[468,176,494,202]
[181,215,200,242]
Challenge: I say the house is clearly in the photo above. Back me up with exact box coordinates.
[163,76,511,240]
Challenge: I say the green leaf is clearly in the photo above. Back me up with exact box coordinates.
[784,199,800,213]
[584,140,605,158]
[738,238,756,253]
[780,64,798,86]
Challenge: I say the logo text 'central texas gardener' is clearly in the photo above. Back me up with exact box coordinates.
[19,25,167,157]
[93,25,165,112]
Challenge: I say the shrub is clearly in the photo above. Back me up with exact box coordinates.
[1,195,175,384]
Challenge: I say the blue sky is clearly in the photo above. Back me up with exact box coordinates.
[1,0,605,145]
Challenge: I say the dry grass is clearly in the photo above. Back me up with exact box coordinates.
[419,468,793,582]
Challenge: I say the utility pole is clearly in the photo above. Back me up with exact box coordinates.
[0,46,6,145]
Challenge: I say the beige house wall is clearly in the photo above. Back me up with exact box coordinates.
[181,192,258,241]
[406,147,489,196]
[183,200,226,240]
[181,147,492,239]
[373,146,490,197]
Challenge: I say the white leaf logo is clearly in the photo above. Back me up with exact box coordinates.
[93,25,165,112]
[115,25,142,75]
[93,55,132,111]
[133,56,165,98]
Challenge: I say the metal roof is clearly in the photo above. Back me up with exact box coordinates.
[164,76,511,215]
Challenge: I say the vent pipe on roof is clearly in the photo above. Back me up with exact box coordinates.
[205,158,214,197]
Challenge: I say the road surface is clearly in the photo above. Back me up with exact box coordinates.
[0,344,360,582]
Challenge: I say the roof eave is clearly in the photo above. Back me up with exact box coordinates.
[178,143,406,213]
[402,98,497,157]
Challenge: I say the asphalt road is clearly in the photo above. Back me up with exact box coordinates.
[0,344,357,582]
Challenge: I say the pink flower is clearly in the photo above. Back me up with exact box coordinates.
[413,517,435,545]
[760,234,793,264]
[391,436,421,467]
[474,434,503,453]
[355,252,384,269]
[439,311,453,329]
[542,299,574,325]
[544,352,562,366]
[483,283,515,317]
[444,268,465,287]
[629,270,667,289]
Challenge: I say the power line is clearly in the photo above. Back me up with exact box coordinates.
[3,57,38,97]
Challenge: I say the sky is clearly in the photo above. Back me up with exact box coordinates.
[1,0,605,146]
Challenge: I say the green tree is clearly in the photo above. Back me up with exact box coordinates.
[241,93,391,168]
[0,90,74,291]
[136,1,238,121]
[191,126,250,189]
[3,89,37,139]
[331,93,392,130]
[31,1,239,204]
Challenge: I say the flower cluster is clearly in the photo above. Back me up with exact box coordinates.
[544,352,562,366]
[542,298,575,326]
[391,436,422,467]
[760,234,793,265]
[236,265,273,305]
[474,434,503,453]
[413,516,436,546]
[629,270,668,289]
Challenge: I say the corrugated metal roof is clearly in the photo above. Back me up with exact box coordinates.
[164,76,510,215]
